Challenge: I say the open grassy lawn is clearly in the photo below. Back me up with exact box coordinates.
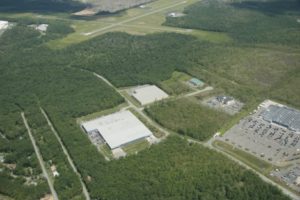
[46,0,230,48]
[0,0,231,48]
[122,139,150,155]
[159,71,193,95]
[146,98,233,141]
[213,140,273,174]
[99,144,114,160]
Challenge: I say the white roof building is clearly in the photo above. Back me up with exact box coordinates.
[0,20,9,30]
[50,165,59,177]
[131,85,169,106]
[36,24,48,32]
[29,24,48,32]
[82,111,153,149]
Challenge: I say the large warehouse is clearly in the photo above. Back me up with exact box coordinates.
[130,85,169,105]
[81,111,153,149]
[262,105,300,132]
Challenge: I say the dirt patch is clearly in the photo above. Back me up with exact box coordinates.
[40,194,54,200]
[73,8,97,16]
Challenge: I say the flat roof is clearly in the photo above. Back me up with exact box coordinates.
[82,111,153,149]
[0,20,9,29]
[262,105,300,132]
[189,78,204,86]
[131,85,168,105]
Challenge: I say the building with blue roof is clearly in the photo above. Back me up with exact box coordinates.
[188,78,204,87]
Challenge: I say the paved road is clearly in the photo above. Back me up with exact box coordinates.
[202,138,299,200]
[21,112,59,200]
[92,71,299,200]
[182,86,214,98]
[83,0,187,36]
[93,72,170,138]
[40,108,91,200]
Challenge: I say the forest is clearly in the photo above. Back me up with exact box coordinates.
[146,99,232,141]
[0,23,123,199]
[0,0,85,13]
[0,112,50,199]
[25,108,84,200]
[0,5,299,198]
[165,0,300,46]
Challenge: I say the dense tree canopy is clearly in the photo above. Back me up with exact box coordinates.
[165,0,300,45]
[0,12,297,199]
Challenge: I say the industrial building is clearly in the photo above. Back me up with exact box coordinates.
[167,12,185,18]
[261,105,300,132]
[29,24,48,32]
[81,111,153,149]
[216,96,235,105]
[221,100,300,165]
[0,20,9,30]
[130,85,169,106]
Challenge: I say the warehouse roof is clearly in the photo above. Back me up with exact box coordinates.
[82,111,153,149]
[131,85,168,105]
[262,105,300,132]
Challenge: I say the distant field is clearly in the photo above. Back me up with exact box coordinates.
[47,0,230,48]
[165,0,300,46]
[0,0,231,48]
[79,0,155,13]
[159,71,193,95]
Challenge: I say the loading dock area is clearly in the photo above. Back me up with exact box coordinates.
[81,110,153,150]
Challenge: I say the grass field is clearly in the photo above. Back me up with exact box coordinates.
[159,71,193,95]
[122,139,150,155]
[46,0,230,48]
[0,0,231,48]
[213,140,273,173]
[99,144,114,160]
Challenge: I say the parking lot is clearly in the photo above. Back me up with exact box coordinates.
[86,130,105,146]
[272,164,300,192]
[220,107,300,165]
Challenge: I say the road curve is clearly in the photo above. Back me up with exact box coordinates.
[91,70,299,200]
[202,138,299,200]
